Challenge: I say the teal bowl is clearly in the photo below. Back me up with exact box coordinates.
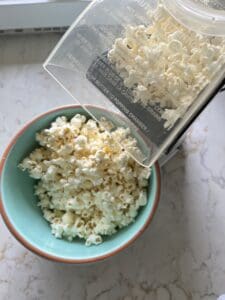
[0,105,161,264]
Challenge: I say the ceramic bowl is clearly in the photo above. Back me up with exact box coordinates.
[0,105,161,263]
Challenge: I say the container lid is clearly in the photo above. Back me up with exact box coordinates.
[163,0,225,36]
[44,0,225,167]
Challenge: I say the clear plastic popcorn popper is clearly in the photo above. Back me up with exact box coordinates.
[44,0,225,167]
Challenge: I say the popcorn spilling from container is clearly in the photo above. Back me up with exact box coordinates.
[19,1,225,246]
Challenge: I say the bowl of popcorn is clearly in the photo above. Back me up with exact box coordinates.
[0,105,160,263]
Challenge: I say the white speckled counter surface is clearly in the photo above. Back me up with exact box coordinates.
[1,34,225,300]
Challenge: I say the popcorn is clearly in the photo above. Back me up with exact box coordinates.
[62,211,75,226]
[86,234,102,247]
[19,114,151,246]
[108,3,225,128]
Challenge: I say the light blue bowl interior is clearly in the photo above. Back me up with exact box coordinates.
[1,106,159,261]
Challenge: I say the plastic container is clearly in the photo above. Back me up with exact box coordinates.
[44,0,225,167]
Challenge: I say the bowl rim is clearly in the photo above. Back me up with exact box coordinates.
[0,104,161,264]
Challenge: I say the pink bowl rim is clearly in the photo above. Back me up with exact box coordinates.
[0,104,161,264]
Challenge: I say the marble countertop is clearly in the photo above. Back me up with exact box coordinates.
[1,34,225,300]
